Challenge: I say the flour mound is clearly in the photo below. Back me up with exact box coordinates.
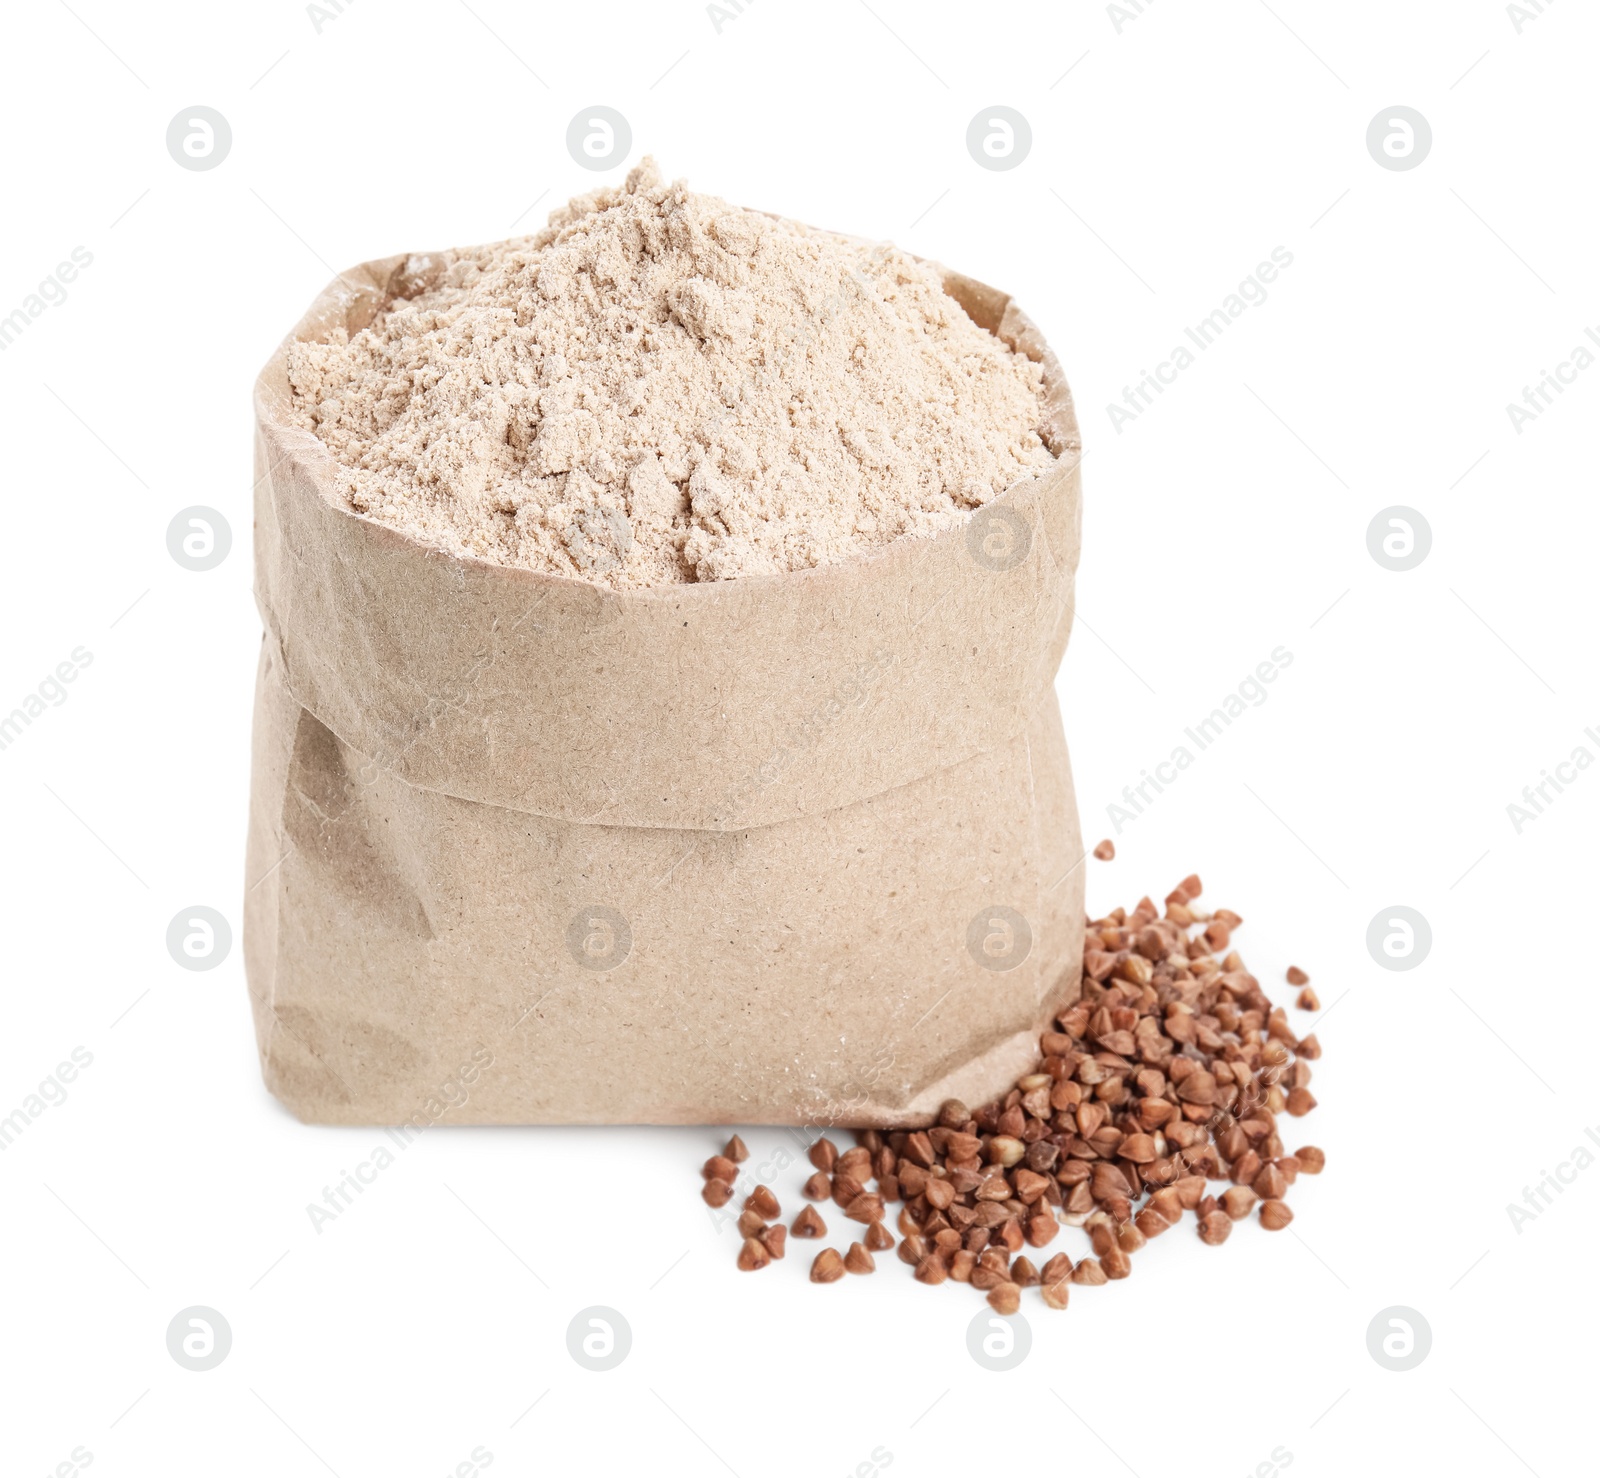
[285,159,1054,588]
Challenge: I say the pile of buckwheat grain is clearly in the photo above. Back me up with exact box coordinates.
[699,868,1325,1313]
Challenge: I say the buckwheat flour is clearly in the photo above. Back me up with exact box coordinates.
[284,158,1054,588]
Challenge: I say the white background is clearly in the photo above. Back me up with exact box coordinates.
[2,1,1594,1473]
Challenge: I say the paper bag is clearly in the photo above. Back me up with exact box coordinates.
[244,251,1086,1126]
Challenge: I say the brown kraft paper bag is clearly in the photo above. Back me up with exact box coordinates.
[244,251,1086,1128]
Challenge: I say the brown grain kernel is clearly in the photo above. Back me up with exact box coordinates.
[792,1205,826,1238]
[1221,1186,1257,1221]
[1166,1120,1202,1149]
[864,1220,895,1252]
[1231,1150,1262,1188]
[1050,1079,1082,1113]
[1020,1084,1052,1119]
[831,1173,865,1208]
[1134,926,1165,961]
[997,1219,1025,1254]
[1197,1210,1233,1245]
[937,1097,970,1129]
[1136,1098,1174,1132]
[844,1242,876,1275]
[1239,1115,1274,1143]
[897,1234,928,1266]
[836,1146,872,1181]
[761,1223,787,1260]
[744,1185,780,1219]
[1091,1163,1132,1201]
[737,1209,767,1238]
[802,1171,831,1202]
[923,1177,955,1211]
[1002,1255,1034,1287]
[1175,1176,1207,1210]
[1041,1275,1071,1310]
[1071,1258,1108,1286]
[1100,1245,1132,1280]
[1120,1132,1158,1164]
[987,1282,1022,1315]
[1094,838,1115,860]
[988,1135,1026,1168]
[1286,965,1309,986]
[1064,1183,1094,1219]
[1026,1145,1062,1181]
[970,1264,1004,1291]
[702,1155,738,1183]
[737,1237,770,1271]
[1295,1145,1326,1173]
[949,1249,977,1283]
[1298,1033,1322,1059]
[1134,1206,1171,1238]
[702,1179,733,1208]
[1148,1186,1183,1222]
[1038,1253,1070,1285]
[724,1134,749,1163]
[1012,1168,1051,1204]
[1286,1087,1317,1116]
[845,1193,885,1225]
[1259,1199,1294,1230]
[1117,1222,1146,1254]
[933,1227,964,1254]
[896,1163,929,1198]
[1118,954,1154,987]
[1026,1212,1060,1247]
[810,1248,846,1283]
[1253,1164,1288,1201]
[808,1137,838,1172]
[1296,986,1320,1011]
[1217,1125,1248,1161]
[902,1131,935,1168]
[913,1254,947,1286]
